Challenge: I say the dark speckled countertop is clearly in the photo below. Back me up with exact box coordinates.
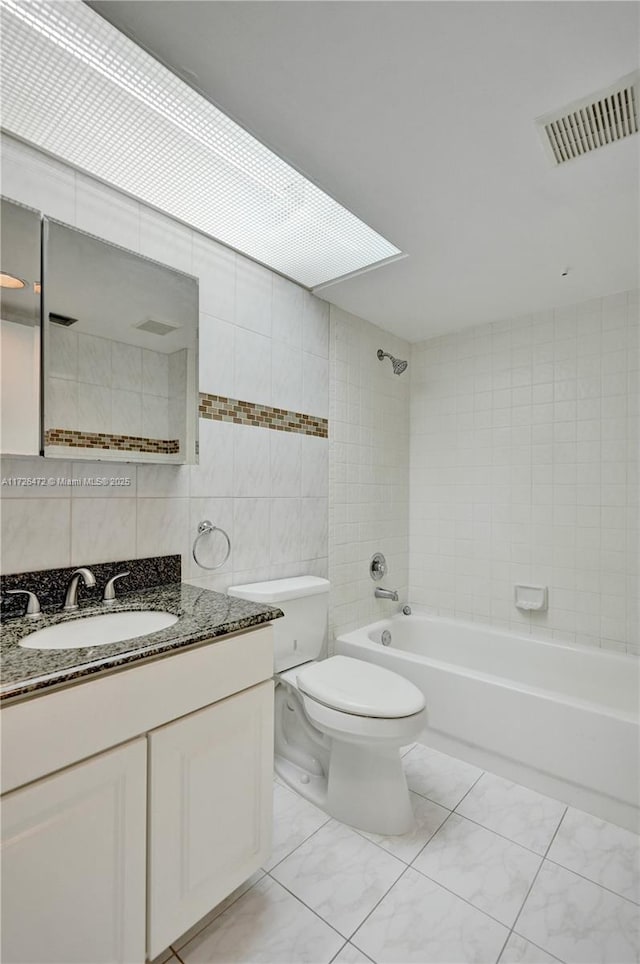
[0,583,283,703]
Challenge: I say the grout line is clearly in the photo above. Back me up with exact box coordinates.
[170,950,186,964]
[265,870,348,942]
[451,774,573,861]
[406,806,458,868]
[543,853,640,907]
[328,939,375,964]
[347,864,412,944]
[451,769,485,809]
[496,805,569,961]
[410,863,514,932]
[448,809,551,859]
[328,941,349,964]
[543,806,568,859]
[509,932,567,964]
[263,812,332,875]
[404,772,484,813]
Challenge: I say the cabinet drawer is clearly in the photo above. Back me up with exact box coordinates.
[147,680,274,957]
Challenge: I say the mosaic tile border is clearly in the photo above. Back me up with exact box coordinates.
[45,428,180,455]
[199,393,328,438]
[1,554,181,620]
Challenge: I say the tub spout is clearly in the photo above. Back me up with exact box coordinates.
[375,587,399,601]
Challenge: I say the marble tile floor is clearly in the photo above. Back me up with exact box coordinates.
[155,744,640,964]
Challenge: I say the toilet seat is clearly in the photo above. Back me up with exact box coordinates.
[299,690,426,745]
[295,655,425,719]
[297,656,425,719]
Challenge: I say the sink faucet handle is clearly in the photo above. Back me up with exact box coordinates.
[102,571,130,603]
[5,589,41,617]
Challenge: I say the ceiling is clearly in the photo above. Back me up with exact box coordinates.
[89,1,639,342]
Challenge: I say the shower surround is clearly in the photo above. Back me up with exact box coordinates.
[409,290,638,655]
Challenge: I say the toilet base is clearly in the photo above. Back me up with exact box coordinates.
[274,754,328,811]
[275,738,415,837]
[327,740,415,835]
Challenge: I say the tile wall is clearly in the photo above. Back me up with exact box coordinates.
[409,290,639,654]
[0,134,329,591]
[48,327,178,441]
[329,307,410,639]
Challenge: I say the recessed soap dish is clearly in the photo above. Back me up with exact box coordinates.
[515,585,548,612]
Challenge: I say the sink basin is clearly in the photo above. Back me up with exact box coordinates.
[19,610,180,650]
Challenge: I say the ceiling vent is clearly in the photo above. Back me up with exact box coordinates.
[135,319,180,336]
[49,312,78,327]
[536,71,639,165]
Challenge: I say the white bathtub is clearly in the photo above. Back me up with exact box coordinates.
[336,613,640,831]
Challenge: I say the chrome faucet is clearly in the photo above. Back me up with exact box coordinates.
[374,587,399,601]
[63,567,96,611]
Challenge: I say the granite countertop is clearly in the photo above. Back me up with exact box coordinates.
[0,583,283,703]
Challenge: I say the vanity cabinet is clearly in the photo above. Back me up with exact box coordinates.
[148,681,273,957]
[1,739,147,964]
[1,625,274,963]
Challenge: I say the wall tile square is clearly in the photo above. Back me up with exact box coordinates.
[112,342,142,392]
[192,235,235,323]
[48,327,78,381]
[71,497,136,565]
[272,340,303,412]
[235,260,272,336]
[234,327,272,406]
[303,352,329,419]
[78,334,112,388]
[1,498,71,573]
[76,175,139,251]
[272,275,303,347]
[139,207,192,274]
[142,350,169,397]
[198,314,235,397]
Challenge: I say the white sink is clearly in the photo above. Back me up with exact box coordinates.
[19,610,180,650]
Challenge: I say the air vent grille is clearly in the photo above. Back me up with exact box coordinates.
[537,72,639,165]
[135,319,180,336]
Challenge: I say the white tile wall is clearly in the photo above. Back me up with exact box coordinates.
[329,307,410,639]
[0,133,329,587]
[409,291,639,655]
[47,327,173,440]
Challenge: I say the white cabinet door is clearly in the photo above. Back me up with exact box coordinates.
[148,680,274,957]
[1,738,146,964]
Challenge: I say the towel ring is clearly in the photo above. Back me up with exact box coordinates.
[192,520,231,571]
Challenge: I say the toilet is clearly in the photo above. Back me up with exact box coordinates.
[227,576,426,836]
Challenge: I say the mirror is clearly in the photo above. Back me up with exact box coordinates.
[0,198,41,455]
[42,219,199,463]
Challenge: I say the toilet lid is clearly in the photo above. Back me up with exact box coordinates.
[296,656,425,719]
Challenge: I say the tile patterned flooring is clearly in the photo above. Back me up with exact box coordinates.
[157,744,640,964]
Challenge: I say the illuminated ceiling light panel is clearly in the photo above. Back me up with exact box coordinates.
[0,0,403,288]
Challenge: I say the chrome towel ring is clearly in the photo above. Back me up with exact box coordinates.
[192,520,231,571]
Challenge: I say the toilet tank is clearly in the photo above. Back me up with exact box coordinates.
[227,577,330,672]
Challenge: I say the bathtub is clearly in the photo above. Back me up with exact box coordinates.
[336,613,640,832]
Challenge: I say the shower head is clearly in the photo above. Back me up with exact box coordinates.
[377,349,408,375]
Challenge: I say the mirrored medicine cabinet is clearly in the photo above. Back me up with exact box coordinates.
[0,197,199,464]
